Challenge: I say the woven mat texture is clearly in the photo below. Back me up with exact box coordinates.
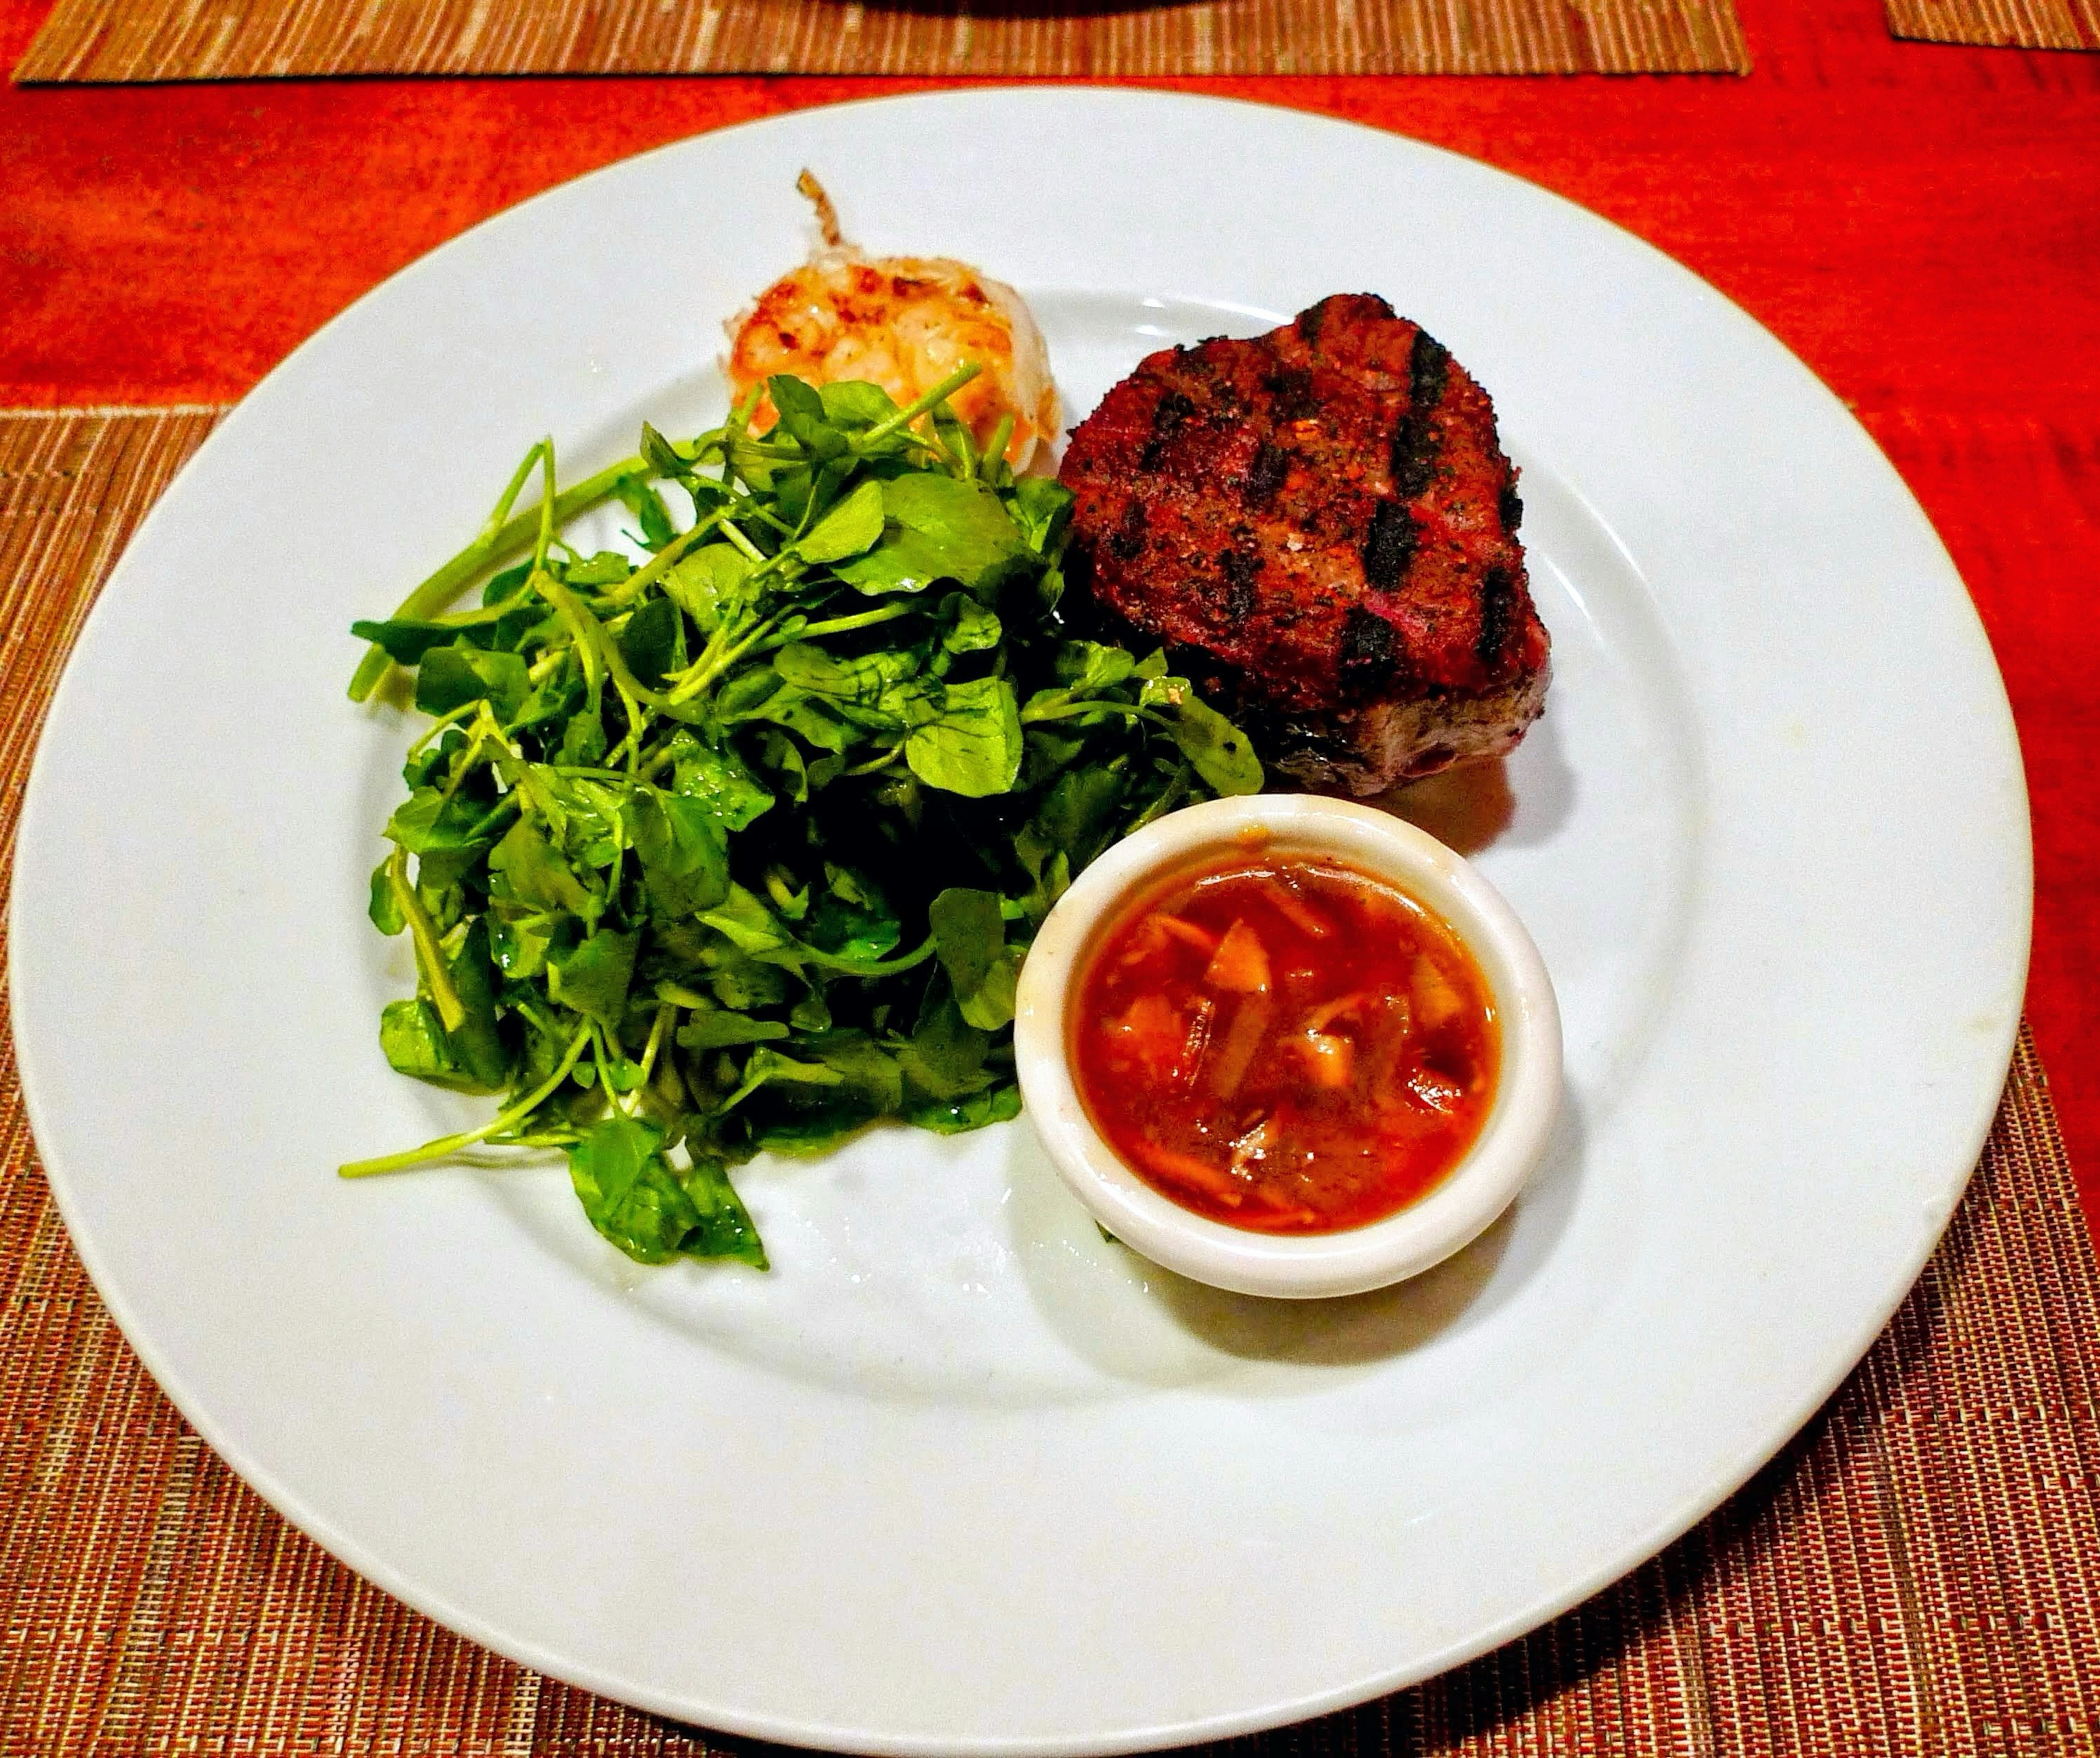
[1885,0,2098,49]
[5,406,2099,1754]
[11,0,1750,80]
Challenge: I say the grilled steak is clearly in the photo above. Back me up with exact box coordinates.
[1058,294,1549,795]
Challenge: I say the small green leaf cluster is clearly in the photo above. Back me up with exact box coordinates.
[342,367,1263,1270]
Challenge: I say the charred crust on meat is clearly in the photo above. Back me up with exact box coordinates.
[1262,368,1319,424]
[1409,329,1451,411]
[1478,564,1516,669]
[1109,499,1147,561]
[1338,606,1401,686]
[1362,500,1419,589]
[1296,302,1327,347]
[1245,442,1290,505]
[1498,477,1524,532]
[1139,389,1197,472]
[1219,549,1260,622]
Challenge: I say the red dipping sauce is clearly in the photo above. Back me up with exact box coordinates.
[1070,855,1500,1235]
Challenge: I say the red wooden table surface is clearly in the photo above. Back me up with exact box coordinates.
[3,0,2095,1224]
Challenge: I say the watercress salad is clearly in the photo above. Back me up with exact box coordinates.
[343,364,1263,1270]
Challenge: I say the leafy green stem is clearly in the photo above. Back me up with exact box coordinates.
[756,601,917,651]
[338,1020,595,1178]
[854,362,984,450]
[347,452,644,703]
[796,932,937,978]
[664,611,779,706]
[598,510,724,611]
[386,849,467,1033]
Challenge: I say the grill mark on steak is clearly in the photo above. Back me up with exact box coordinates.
[1362,501,1419,589]
[1339,605,1400,684]
[1059,294,1549,795]
[1390,411,1440,500]
[1477,564,1517,669]
[1409,328,1451,410]
[1389,327,1452,499]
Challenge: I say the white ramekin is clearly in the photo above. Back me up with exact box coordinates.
[1012,794,1562,1299]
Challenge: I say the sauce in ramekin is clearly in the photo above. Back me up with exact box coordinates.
[1070,855,1498,1234]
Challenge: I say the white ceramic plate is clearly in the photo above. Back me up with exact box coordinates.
[10,90,2028,1755]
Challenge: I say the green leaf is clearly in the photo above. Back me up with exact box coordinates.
[640,422,691,480]
[1011,477,1074,553]
[378,997,486,1093]
[489,817,593,916]
[1054,640,1136,695]
[899,978,996,1101]
[929,887,1024,1031]
[1032,763,1129,875]
[384,787,497,856]
[676,1008,791,1050]
[368,860,405,935]
[740,685,855,755]
[565,550,633,586]
[489,908,559,980]
[662,545,750,636]
[805,872,901,965]
[618,596,684,688]
[941,593,1002,655]
[707,951,792,1012]
[614,476,678,550]
[727,1032,903,1158]
[769,375,848,460]
[1139,675,1265,796]
[549,927,639,1029]
[796,478,886,564]
[351,617,465,668]
[568,1114,767,1269]
[680,1154,769,1268]
[722,1046,845,1111]
[666,731,773,832]
[772,643,924,730]
[903,1082,1021,1134]
[834,475,1030,597]
[802,1030,904,1114]
[700,884,801,965]
[819,381,902,429]
[557,704,608,768]
[445,918,513,1089]
[631,791,730,919]
[906,676,1022,797]
[416,643,529,721]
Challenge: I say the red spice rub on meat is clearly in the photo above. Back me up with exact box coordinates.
[1058,294,1550,795]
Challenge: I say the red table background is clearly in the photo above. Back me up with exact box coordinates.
[3,0,2094,1225]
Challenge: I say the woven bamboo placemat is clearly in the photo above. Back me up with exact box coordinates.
[11,0,1751,81]
[1886,0,2098,50]
[4,405,2098,1754]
